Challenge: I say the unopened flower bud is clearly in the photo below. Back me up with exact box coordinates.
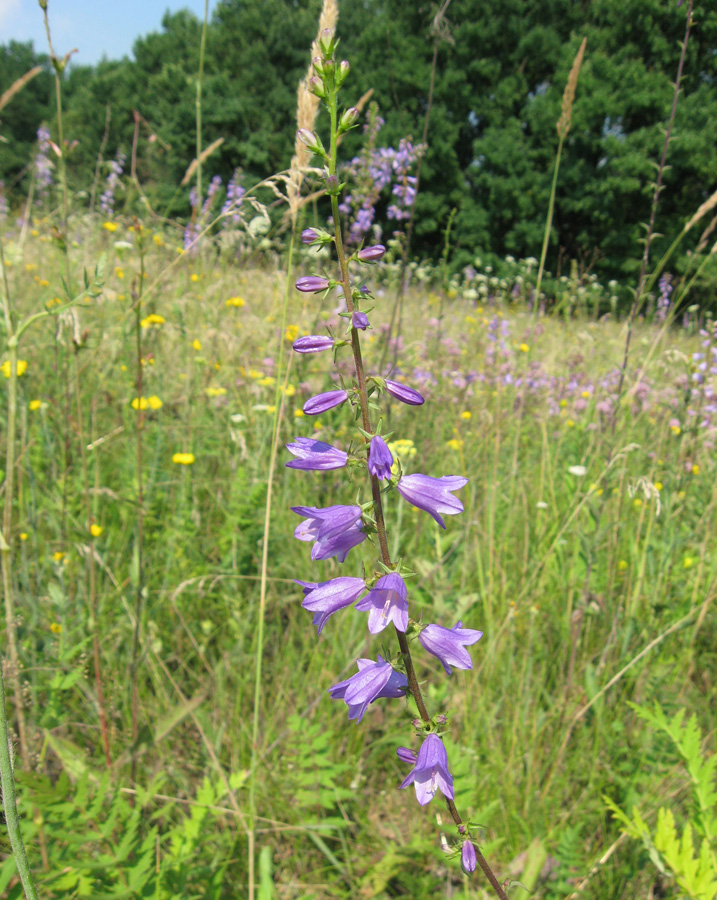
[338,107,360,133]
[336,60,350,87]
[357,244,385,262]
[435,713,447,725]
[307,76,325,98]
[461,840,477,874]
[319,28,335,58]
[296,275,330,293]
[324,173,340,195]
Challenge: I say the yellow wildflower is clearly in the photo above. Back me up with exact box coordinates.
[103,222,118,232]
[52,551,65,563]
[519,343,530,353]
[258,376,276,387]
[671,424,681,435]
[19,533,28,541]
[153,234,164,246]
[192,339,202,351]
[25,263,37,272]
[294,409,305,417]
[29,399,42,411]
[115,267,124,279]
[632,498,643,509]
[225,296,245,308]
[148,395,163,410]
[683,557,694,569]
[50,623,62,634]
[90,524,103,537]
[140,313,165,328]
[205,387,227,397]
[446,438,463,450]
[31,229,39,237]
[617,560,628,571]
[1,359,28,378]
[38,278,50,287]
[581,390,591,399]
[691,464,700,475]
[172,452,195,465]
[190,273,199,283]
[248,369,263,379]
[131,397,149,410]
[283,384,296,397]
[460,411,471,420]
[653,481,663,492]
[285,324,300,342]
[559,398,568,408]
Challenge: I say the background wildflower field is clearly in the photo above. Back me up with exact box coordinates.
[1,1,716,899]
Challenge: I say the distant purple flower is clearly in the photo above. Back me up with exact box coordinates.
[399,733,454,805]
[397,474,468,528]
[222,168,245,227]
[292,503,366,561]
[358,244,386,262]
[300,577,366,634]
[296,276,330,293]
[354,572,408,633]
[461,840,477,874]
[385,379,425,406]
[100,149,126,217]
[303,389,348,415]
[396,746,417,766]
[352,311,370,330]
[328,656,407,722]
[419,621,483,675]
[293,335,334,354]
[368,435,393,481]
[286,437,347,470]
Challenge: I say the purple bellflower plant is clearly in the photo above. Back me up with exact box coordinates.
[285,29,505,896]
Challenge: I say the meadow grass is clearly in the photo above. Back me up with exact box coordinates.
[0,214,714,898]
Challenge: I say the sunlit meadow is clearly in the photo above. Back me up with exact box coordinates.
[1,3,716,899]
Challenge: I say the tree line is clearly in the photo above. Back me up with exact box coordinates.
[1,0,716,285]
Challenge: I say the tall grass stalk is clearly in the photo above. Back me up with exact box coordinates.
[0,673,39,900]
[0,240,29,769]
[130,230,147,788]
[72,350,112,767]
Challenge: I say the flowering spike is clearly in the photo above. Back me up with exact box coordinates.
[396,474,468,528]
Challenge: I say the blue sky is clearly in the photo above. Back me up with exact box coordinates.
[1,0,216,65]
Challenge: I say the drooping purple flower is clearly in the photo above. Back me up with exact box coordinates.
[418,621,483,675]
[300,577,366,634]
[303,389,348,415]
[352,311,370,330]
[291,503,366,561]
[385,379,425,406]
[397,746,417,766]
[399,733,454,805]
[285,437,347,470]
[368,435,393,481]
[296,276,330,293]
[461,840,477,874]
[357,244,386,262]
[293,335,334,354]
[328,656,407,722]
[397,474,468,528]
[354,572,408,633]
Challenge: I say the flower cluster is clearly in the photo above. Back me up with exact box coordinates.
[285,29,485,879]
[338,105,423,243]
[221,168,245,227]
[100,149,126,217]
[35,125,53,204]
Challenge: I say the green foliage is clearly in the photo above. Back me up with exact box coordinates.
[606,703,717,900]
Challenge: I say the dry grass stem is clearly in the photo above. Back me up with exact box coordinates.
[557,37,587,139]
